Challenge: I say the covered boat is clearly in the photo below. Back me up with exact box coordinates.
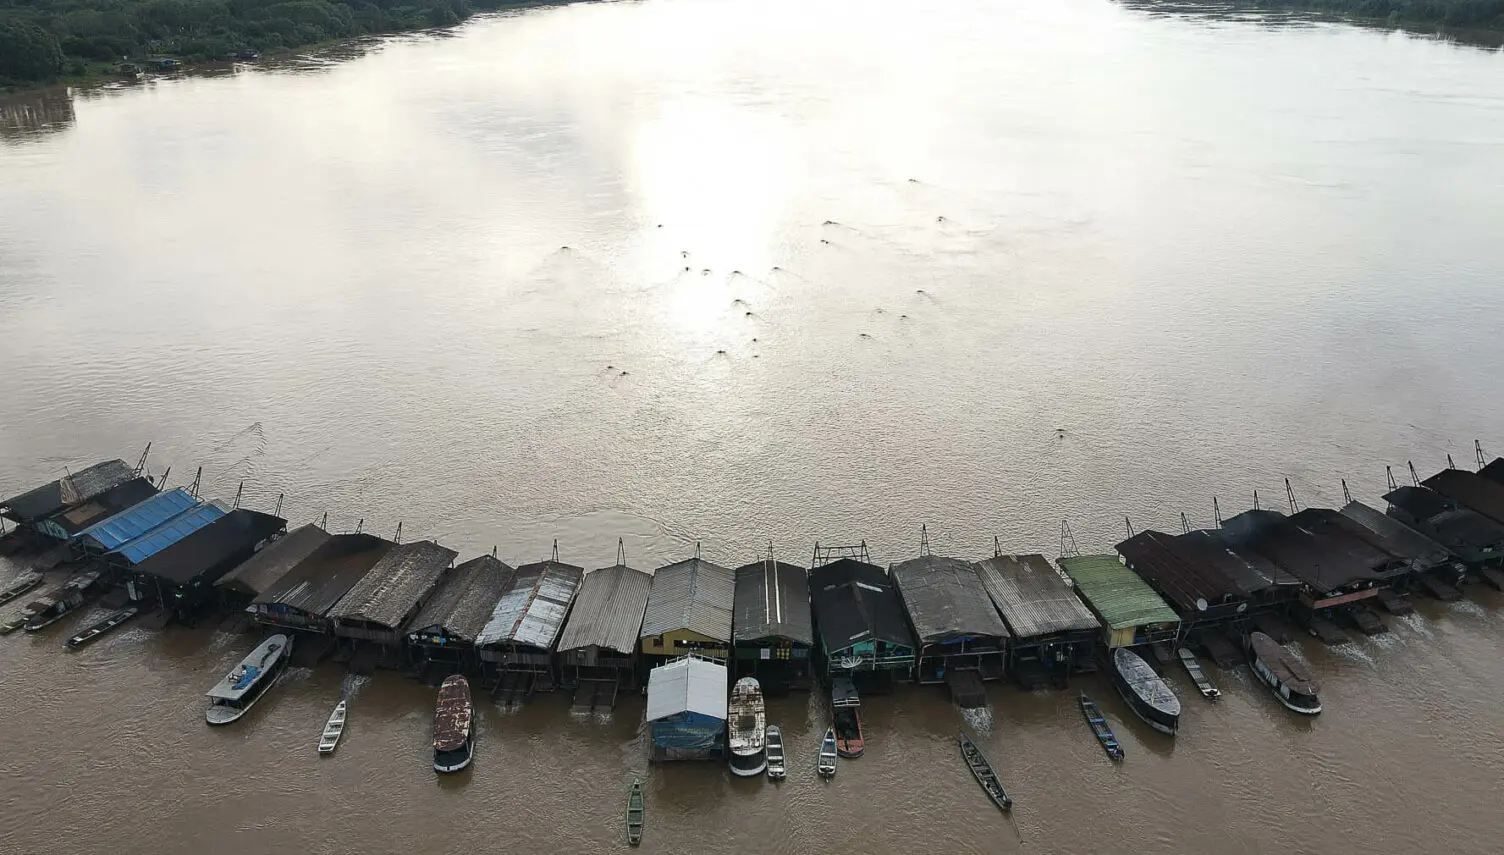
[1110,647,1181,735]
[206,634,292,725]
[433,675,474,772]
[23,570,101,632]
[1246,631,1321,715]
[832,676,864,758]
[727,677,767,777]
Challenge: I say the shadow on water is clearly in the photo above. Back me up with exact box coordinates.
[1116,0,1504,50]
[0,89,76,145]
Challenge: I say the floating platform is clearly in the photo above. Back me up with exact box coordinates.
[1476,567,1504,592]
[1341,604,1387,636]
[946,669,987,709]
[1375,588,1414,616]
[493,671,536,709]
[1197,631,1242,668]
[1148,642,1176,667]
[1299,612,1350,645]
[1416,573,1462,602]
[571,678,619,713]
[289,634,336,668]
[1011,658,1059,691]
[1254,612,1297,644]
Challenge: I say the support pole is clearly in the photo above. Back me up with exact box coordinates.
[1341,479,1352,505]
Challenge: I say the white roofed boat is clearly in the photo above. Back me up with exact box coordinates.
[206,634,292,725]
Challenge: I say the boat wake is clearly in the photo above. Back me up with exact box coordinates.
[282,667,314,684]
[1397,613,1435,639]
[1331,644,1378,670]
[341,673,371,700]
[1449,599,1486,618]
[959,706,993,735]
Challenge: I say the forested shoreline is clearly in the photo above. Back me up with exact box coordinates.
[0,0,545,88]
[1229,0,1504,29]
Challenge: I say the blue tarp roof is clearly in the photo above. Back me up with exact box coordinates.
[77,488,198,549]
[111,501,228,565]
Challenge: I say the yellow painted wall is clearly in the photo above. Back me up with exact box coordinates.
[640,628,728,658]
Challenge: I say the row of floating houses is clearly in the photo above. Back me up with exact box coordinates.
[5,447,1504,758]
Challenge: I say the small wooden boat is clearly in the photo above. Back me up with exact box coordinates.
[1110,648,1181,735]
[1177,647,1221,700]
[433,675,474,772]
[318,700,347,755]
[727,677,767,777]
[66,606,139,649]
[832,677,864,758]
[1246,631,1321,715]
[24,570,101,632]
[1078,692,1124,761]
[957,733,1012,811]
[0,606,38,634]
[817,727,837,778]
[0,571,40,605]
[765,724,786,780]
[625,779,644,845]
[206,634,292,724]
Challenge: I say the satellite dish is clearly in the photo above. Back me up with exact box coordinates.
[1195,598,1209,612]
[1236,602,1248,613]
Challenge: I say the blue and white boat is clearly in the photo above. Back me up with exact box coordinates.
[206,634,291,725]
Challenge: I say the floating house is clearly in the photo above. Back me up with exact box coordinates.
[33,477,158,543]
[73,488,221,558]
[646,655,728,762]
[974,553,1099,687]
[1383,485,1504,571]
[1423,468,1504,528]
[889,553,1008,689]
[328,540,457,667]
[808,557,917,686]
[731,556,813,691]
[129,508,286,622]
[215,523,332,608]
[406,555,514,676]
[556,561,652,703]
[1340,501,1457,575]
[640,557,734,668]
[476,556,583,698]
[1058,553,1180,649]
[0,459,136,532]
[1222,509,1412,610]
[250,532,395,635]
[1116,529,1299,625]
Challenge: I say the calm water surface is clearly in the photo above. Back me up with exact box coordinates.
[3,0,1504,852]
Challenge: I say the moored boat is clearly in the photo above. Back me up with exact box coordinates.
[318,700,347,755]
[0,606,39,634]
[1110,647,1181,735]
[728,677,767,777]
[66,606,139,649]
[832,676,864,758]
[817,727,837,778]
[1177,647,1221,700]
[1078,692,1124,761]
[0,571,41,605]
[433,675,474,772]
[957,732,1012,811]
[23,570,101,632]
[1245,631,1321,715]
[625,779,644,845]
[765,724,786,780]
[206,634,292,725]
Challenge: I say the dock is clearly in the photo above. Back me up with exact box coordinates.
[1254,612,1297,644]
[571,678,619,713]
[1196,630,1241,668]
[493,671,536,708]
[1375,588,1414,615]
[1476,566,1504,591]
[1341,603,1388,636]
[945,669,987,709]
[1299,612,1351,645]
[1416,572,1462,602]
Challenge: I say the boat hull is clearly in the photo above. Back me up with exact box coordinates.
[729,753,767,777]
[206,704,251,725]
[434,744,473,773]
[1110,648,1180,736]
[1250,657,1322,715]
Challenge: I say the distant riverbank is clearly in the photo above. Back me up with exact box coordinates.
[0,0,565,93]
[1207,0,1503,31]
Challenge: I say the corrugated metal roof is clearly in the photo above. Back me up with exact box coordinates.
[646,656,727,721]
[732,559,813,645]
[216,524,332,597]
[1058,554,1179,631]
[1222,509,1409,594]
[132,509,286,585]
[1,459,134,523]
[112,500,230,566]
[476,558,584,651]
[330,540,457,630]
[408,555,515,644]
[1480,458,1504,487]
[889,554,1009,642]
[78,488,199,551]
[640,558,734,642]
[808,558,916,653]
[556,563,652,654]
[974,553,1099,638]
[1339,501,1453,567]
[255,533,396,615]
[49,478,159,537]
[1383,485,1454,521]
[1116,530,1253,612]
[1424,468,1504,527]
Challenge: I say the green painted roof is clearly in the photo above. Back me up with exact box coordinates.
[1058,554,1180,631]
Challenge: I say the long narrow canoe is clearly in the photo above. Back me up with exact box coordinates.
[817,727,837,778]
[66,607,139,650]
[0,572,41,606]
[626,779,644,846]
[1177,647,1221,700]
[957,733,1012,811]
[1079,692,1124,761]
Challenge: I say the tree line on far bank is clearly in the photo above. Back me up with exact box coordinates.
[1231,0,1504,28]
[0,0,516,86]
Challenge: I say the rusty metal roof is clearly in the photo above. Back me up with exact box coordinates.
[1,459,135,523]
[253,533,395,616]
[433,675,472,751]
[408,555,515,644]
[974,553,1099,638]
[556,563,652,654]
[217,524,333,597]
[330,540,457,630]
[641,557,734,642]
[889,554,1008,642]
[477,558,584,651]
[732,558,813,645]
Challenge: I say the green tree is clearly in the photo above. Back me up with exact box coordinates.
[0,21,66,83]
